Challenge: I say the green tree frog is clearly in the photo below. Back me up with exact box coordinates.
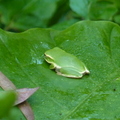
[44,47,90,78]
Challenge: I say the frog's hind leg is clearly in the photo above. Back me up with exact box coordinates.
[56,67,83,78]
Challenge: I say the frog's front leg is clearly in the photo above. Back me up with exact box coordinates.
[50,64,60,69]
[55,67,83,78]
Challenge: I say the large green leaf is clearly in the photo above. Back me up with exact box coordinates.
[0,21,120,119]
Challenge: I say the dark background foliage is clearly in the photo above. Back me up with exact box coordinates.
[0,0,120,32]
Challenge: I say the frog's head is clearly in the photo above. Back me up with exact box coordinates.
[44,53,54,64]
[44,47,59,63]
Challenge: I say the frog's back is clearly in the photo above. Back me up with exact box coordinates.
[45,47,86,70]
[45,47,64,59]
[58,54,86,70]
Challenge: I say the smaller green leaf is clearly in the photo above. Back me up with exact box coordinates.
[69,0,91,19]
[89,1,118,20]
[0,91,16,118]
[69,0,118,21]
